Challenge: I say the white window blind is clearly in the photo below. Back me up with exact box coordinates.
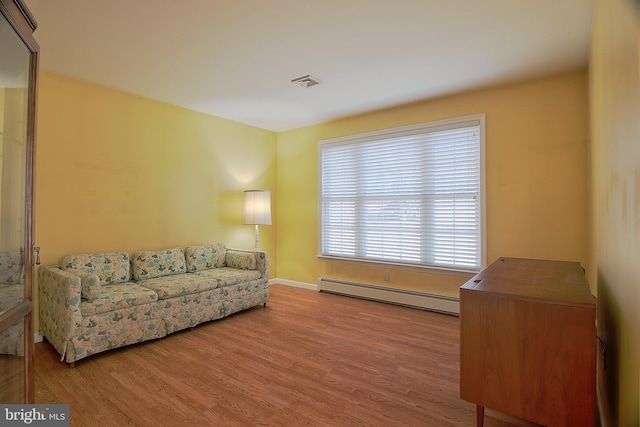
[319,114,485,272]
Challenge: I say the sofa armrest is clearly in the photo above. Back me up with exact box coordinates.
[226,248,269,279]
[38,266,83,361]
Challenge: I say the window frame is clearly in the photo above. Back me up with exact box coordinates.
[317,113,486,273]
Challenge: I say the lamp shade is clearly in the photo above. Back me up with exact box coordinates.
[243,190,272,225]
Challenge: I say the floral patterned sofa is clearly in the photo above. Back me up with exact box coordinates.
[0,252,26,356]
[38,244,269,365]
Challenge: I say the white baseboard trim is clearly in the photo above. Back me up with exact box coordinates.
[34,333,43,343]
[269,278,318,290]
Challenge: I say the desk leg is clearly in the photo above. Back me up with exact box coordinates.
[476,405,484,427]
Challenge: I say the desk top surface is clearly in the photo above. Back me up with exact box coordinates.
[460,257,595,308]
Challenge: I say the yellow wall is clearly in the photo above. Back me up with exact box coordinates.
[276,70,590,297]
[34,71,277,324]
[590,0,640,425]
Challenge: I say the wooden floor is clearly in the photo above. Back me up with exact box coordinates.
[35,284,542,427]
[0,354,25,403]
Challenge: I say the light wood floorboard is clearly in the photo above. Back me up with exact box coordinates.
[0,354,25,403]
[35,284,542,426]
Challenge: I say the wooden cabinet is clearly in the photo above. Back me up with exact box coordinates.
[0,0,39,404]
[460,257,596,427]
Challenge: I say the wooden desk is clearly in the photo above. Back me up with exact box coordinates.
[460,257,596,427]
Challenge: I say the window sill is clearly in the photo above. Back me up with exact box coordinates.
[316,255,479,277]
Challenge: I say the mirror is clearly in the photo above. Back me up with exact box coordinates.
[0,8,31,403]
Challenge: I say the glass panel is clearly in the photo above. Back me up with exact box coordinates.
[0,11,30,314]
[0,8,31,405]
[0,316,26,403]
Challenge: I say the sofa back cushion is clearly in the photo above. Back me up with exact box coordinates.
[184,244,226,273]
[131,247,186,281]
[0,252,23,284]
[61,251,130,285]
[226,250,257,270]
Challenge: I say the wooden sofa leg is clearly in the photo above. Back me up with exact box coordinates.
[263,302,267,308]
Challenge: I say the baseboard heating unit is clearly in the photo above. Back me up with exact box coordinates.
[317,278,459,315]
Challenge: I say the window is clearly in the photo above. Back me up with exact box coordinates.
[319,114,485,272]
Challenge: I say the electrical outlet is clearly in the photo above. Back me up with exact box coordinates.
[384,272,390,281]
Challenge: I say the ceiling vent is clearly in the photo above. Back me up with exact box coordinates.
[291,75,321,88]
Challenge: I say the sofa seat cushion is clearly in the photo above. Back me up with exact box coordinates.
[137,274,218,299]
[194,267,261,288]
[132,248,187,281]
[61,252,131,285]
[80,282,158,316]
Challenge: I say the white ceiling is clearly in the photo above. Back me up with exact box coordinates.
[24,0,594,132]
